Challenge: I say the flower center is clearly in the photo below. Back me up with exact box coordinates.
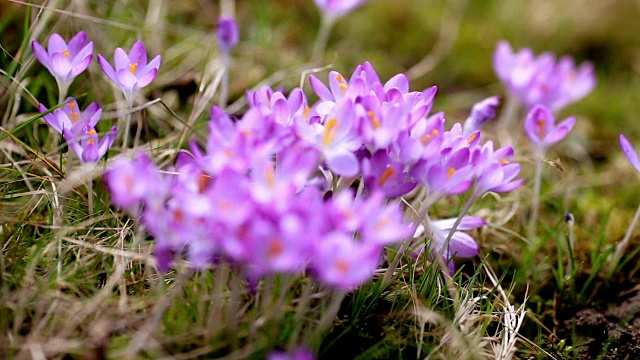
[447,167,456,179]
[536,119,546,137]
[129,62,138,75]
[85,128,97,145]
[420,129,439,144]
[61,49,70,58]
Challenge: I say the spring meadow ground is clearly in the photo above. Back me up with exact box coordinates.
[3,0,640,359]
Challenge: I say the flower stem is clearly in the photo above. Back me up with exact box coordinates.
[441,194,477,264]
[122,104,133,149]
[311,16,335,62]
[497,95,520,147]
[219,53,230,109]
[57,82,68,105]
[87,178,94,216]
[609,201,640,274]
[528,155,543,244]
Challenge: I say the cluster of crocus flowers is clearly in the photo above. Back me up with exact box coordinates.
[39,98,116,163]
[493,40,596,111]
[106,61,524,282]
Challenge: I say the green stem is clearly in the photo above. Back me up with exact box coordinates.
[311,16,335,62]
[609,201,640,274]
[528,155,543,244]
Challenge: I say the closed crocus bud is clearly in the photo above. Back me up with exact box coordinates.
[463,96,500,135]
[217,16,239,53]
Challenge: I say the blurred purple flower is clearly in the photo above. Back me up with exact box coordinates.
[32,32,93,96]
[267,348,315,360]
[217,16,239,52]
[313,0,368,20]
[98,41,161,104]
[524,104,575,154]
[463,96,500,135]
[39,97,102,135]
[104,152,167,211]
[63,126,117,163]
[493,40,595,110]
[620,134,640,174]
[414,216,485,274]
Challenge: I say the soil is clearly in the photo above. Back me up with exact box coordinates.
[549,285,640,359]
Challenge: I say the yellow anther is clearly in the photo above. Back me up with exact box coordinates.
[129,62,138,75]
[420,129,439,144]
[378,168,396,186]
[367,111,381,129]
[224,149,234,158]
[335,74,345,83]
[303,105,311,119]
[70,111,79,123]
[61,49,70,58]
[265,165,276,189]
[500,158,510,165]
[467,133,477,145]
[447,167,456,179]
[339,83,348,92]
[323,118,339,145]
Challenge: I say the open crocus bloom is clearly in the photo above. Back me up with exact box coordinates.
[32,32,93,96]
[63,126,117,163]
[97,41,161,104]
[39,97,102,136]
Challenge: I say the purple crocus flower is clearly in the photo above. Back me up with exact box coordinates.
[620,134,640,174]
[267,348,315,360]
[217,16,240,53]
[524,104,576,154]
[313,0,369,21]
[462,96,500,135]
[103,152,167,211]
[414,216,485,274]
[63,126,117,163]
[97,41,161,104]
[32,32,93,97]
[39,97,102,135]
[493,40,595,111]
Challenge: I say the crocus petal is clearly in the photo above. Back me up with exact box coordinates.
[620,134,640,174]
[383,73,409,93]
[129,41,148,66]
[114,47,130,71]
[70,54,92,77]
[47,34,67,55]
[67,31,88,55]
[50,52,72,77]
[310,74,334,101]
[97,126,118,160]
[545,116,576,145]
[32,41,51,68]
[116,68,139,88]
[135,68,157,88]
[143,55,162,74]
[448,232,479,257]
[325,150,359,177]
[98,54,117,83]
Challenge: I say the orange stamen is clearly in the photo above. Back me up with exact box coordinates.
[335,259,350,274]
[129,62,138,75]
[267,238,283,258]
[447,167,456,179]
[467,133,477,145]
[536,119,546,137]
[61,49,70,58]
[500,158,510,165]
[323,118,339,145]
[420,129,439,144]
[367,111,381,129]
[378,168,396,186]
